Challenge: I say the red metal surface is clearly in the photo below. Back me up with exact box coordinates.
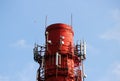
[45,23,75,81]
[46,23,74,54]
[33,23,86,81]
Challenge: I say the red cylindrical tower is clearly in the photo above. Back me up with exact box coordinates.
[33,23,86,81]
[45,23,74,81]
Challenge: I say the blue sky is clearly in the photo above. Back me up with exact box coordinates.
[0,0,120,81]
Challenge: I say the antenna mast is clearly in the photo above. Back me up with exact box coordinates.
[45,16,48,29]
[71,14,73,27]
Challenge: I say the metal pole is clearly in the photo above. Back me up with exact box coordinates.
[81,60,84,81]
[45,16,47,29]
[71,14,73,27]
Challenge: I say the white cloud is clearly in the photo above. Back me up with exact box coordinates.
[97,62,120,81]
[100,8,120,42]
[0,75,9,81]
[0,62,37,81]
[10,39,31,48]
[17,63,37,81]
[112,8,120,22]
[112,63,120,80]
[100,26,120,41]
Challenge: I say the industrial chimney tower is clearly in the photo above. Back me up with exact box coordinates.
[33,23,86,81]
